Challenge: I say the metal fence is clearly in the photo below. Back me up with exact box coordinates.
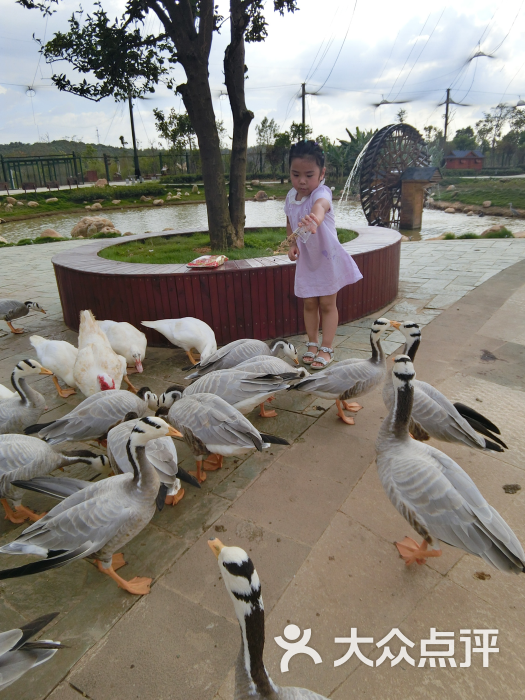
[0,153,84,189]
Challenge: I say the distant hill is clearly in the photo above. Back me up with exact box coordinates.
[0,140,161,158]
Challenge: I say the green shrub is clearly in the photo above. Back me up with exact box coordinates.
[160,174,202,184]
[33,236,68,244]
[443,233,457,239]
[91,231,122,239]
[16,238,34,246]
[67,183,167,203]
[485,229,514,238]
[457,233,480,239]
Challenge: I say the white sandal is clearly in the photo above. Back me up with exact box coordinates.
[311,346,334,370]
[302,342,319,365]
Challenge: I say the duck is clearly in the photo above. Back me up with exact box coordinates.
[141,317,216,366]
[98,320,147,373]
[0,434,107,523]
[157,392,289,483]
[25,387,158,445]
[376,355,525,571]
[73,310,136,396]
[209,538,329,700]
[0,384,15,401]
[0,360,53,435]
[107,411,200,506]
[30,335,79,398]
[0,299,46,334]
[384,321,506,451]
[160,366,291,418]
[187,338,299,378]
[0,612,64,691]
[0,416,183,595]
[292,318,394,425]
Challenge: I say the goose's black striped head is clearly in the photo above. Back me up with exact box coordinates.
[371,317,392,338]
[392,355,415,385]
[397,321,422,341]
[209,539,262,613]
[130,416,177,444]
[13,359,46,376]
[136,386,157,409]
[25,301,45,313]
[271,339,299,364]
[158,384,185,409]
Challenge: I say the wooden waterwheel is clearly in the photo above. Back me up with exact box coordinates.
[359,123,429,228]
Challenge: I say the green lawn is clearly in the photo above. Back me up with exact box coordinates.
[98,227,358,264]
[435,177,525,210]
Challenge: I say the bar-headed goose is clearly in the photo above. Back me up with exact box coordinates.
[0,360,53,435]
[26,387,157,445]
[376,356,525,571]
[0,612,64,691]
[141,317,216,366]
[0,434,107,523]
[292,318,393,424]
[0,417,183,595]
[98,320,147,373]
[0,299,46,334]
[162,366,291,418]
[235,355,310,379]
[157,392,289,483]
[187,338,299,378]
[209,539,329,700]
[107,412,200,506]
[30,335,79,398]
[384,321,506,451]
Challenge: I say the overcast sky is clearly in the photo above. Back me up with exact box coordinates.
[1,0,524,148]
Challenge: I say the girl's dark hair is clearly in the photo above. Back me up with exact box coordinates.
[289,140,325,169]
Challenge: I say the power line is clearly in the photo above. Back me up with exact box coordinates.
[304,1,343,84]
[313,0,358,95]
[487,0,524,55]
[386,11,432,100]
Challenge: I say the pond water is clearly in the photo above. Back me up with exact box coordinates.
[0,199,521,244]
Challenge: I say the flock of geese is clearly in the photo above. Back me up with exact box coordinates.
[0,304,522,698]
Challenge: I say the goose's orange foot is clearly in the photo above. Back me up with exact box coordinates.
[1,499,27,523]
[7,322,24,334]
[111,553,126,571]
[259,399,277,418]
[342,401,363,412]
[96,560,151,595]
[204,454,223,471]
[395,537,442,566]
[165,488,185,505]
[336,399,355,425]
[14,505,46,522]
[189,460,207,483]
[52,376,76,398]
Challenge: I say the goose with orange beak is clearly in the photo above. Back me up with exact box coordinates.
[292,318,396,424]
[209,538,329,699]
[0,417,182,595]
[0,360,53,434]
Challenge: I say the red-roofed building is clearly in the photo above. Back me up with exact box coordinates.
[444,150,484,170]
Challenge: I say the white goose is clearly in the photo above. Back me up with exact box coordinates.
[376,356,525,571]
[0,434,106,523]
[0,360,53,435]
[30,335,79,398]
[141,317,216,366]
[107,412,200,505]
[157,392,289,483]
[0,612,63,691]
[383,321,506,451]
[187,338,299,378]
[73,311,136,396]
[27,387,157,445]
[98,320,147,373]
[0,417,183,595]
[292,318,394,424]
[209,539,329,700]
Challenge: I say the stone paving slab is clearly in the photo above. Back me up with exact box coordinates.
[2,239,525,698]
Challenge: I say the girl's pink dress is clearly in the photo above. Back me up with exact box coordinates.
[284,182,363,298]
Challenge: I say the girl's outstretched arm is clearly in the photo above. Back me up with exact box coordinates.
[300,197,331,233]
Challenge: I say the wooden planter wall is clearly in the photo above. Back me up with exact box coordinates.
[52,226,401,347]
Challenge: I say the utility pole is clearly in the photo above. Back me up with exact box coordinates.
[128,94,141,180]
[443,88,451,144]
[301,83,306,140]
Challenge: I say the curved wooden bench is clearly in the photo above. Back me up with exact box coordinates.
[52,226,401,346]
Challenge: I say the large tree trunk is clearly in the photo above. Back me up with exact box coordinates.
[149,0,235,249]
[177,62,235,249]
[224,0,254,247]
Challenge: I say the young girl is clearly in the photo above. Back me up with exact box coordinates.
[284,140,363,369]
